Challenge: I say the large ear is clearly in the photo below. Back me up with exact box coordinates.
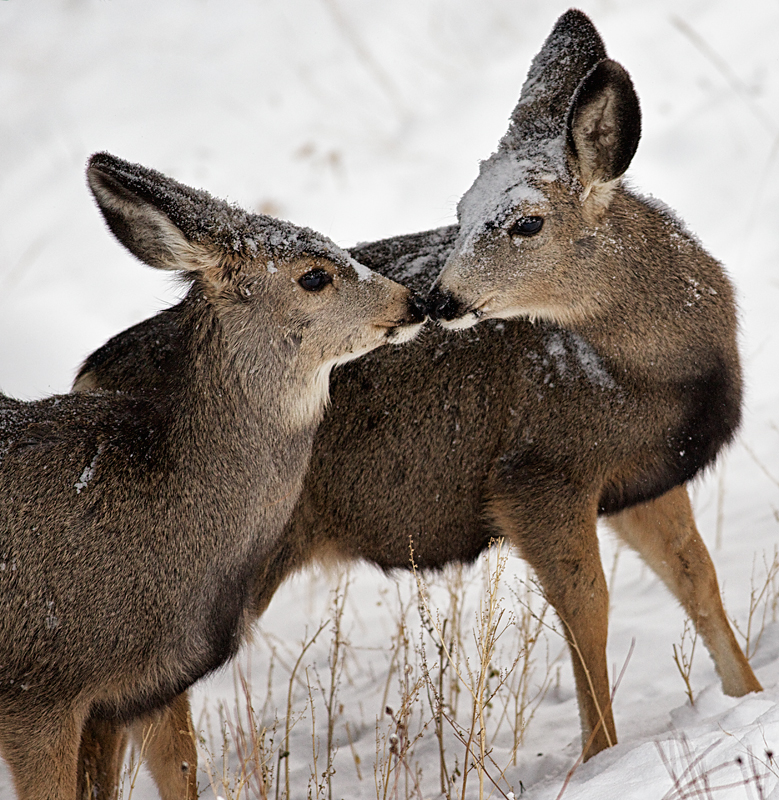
[87,152,224,273]
[566,59,641,193]
[501,9,607,151]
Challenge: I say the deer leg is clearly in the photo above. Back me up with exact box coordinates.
[129,692,198,800]
[606,484,761,696]
[489,493,615,760]
[0,707,85,800]
[77,717,128,799]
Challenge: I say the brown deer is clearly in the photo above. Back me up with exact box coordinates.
[0,152,425,800]
[73,10,760,798]
[427,7,762,754]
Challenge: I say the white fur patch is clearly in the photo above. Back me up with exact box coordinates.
[580,178,619,222]
[297,321,422,422]
[386,320,425,344]
[300,347,377,424]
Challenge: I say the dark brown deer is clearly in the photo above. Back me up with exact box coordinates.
[0,152,425,800]
[73,10,760,798]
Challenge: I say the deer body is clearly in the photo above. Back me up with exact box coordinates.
[85,214,738,576]
[0,153,423,800]
[76,222,758,795]
[1,318,307,718]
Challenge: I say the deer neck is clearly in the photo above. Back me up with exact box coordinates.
[566,190,736,383]
[164,298,325,530]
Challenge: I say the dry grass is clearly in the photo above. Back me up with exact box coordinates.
[672,618,699,707]
[171,542,561,799]
[730,547,779,662]
[117,531,778,799]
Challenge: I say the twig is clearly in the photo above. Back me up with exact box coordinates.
[280,620,329,800]
[741,441,779,490]
[672,618,698,706]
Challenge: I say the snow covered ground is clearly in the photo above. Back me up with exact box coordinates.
[1,1,778,797]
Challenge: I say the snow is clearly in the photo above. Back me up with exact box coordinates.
[350,255,376,282]
[75,444,102,494]
[542,329,619,391]
[1,1,779,798]
[455,150,550,257]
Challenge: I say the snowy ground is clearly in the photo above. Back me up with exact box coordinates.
[1,1,778,798]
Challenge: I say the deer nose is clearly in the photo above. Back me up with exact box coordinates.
[426,287,462,322]
[407,293,429,324]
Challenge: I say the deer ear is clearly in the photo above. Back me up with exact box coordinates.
[87,153,215,274]
[566,59,641,197]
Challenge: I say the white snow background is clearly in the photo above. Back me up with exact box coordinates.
[2,1,779,798]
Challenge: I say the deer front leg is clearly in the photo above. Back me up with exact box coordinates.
[0,706,85,800]
[489,492,616,760]
[606,484,762,697]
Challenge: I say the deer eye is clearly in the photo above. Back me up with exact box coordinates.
[509,216,544,237]
[298,269,333,292]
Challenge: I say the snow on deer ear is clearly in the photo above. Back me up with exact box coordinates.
[566,59,641,218]
[87,154,211,274]
[86,152,247,297]
[498,9,607,158]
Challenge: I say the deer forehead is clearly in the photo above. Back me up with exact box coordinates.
[262,237,373,284]
[215,242,375,291]
[211,213,371,282]
[263,253,374,286]
[456,147,564,250]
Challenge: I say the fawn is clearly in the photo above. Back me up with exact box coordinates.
[428,8,760,753]
[0,152,425,800]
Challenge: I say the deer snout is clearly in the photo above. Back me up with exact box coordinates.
[407,292,429,324]
[427,286,464,323]
[382,291,428,345]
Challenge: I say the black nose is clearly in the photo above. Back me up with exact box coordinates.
[426,286,462,322]
[407,293,429,324]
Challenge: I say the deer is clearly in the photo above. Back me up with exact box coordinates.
[71,10,761,799]
[0,151,426,800]
[427,6,763,754]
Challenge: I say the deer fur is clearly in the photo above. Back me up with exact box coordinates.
[0,152,424,800]
[72,10,760,797]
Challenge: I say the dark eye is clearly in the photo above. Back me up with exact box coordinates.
[298,269,333,292]
[509,216,544,237]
